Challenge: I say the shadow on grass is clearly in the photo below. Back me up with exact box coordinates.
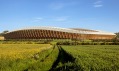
[49,45,80,71]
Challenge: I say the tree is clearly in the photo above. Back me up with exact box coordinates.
[115,32,119,38]
[113,32,119,42]
[0,30,9,36]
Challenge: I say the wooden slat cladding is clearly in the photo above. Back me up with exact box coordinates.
[4,29,116,40]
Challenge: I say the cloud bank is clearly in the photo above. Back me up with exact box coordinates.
[93,1,103,8]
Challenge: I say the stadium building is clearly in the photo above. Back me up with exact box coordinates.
[4,27,116,40]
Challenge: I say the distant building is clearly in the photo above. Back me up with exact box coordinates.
[4,27,116,40]
[0,36,4,40]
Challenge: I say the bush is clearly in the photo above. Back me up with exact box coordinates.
[56,41,119,45]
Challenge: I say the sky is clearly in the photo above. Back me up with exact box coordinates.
[0,0,119,33]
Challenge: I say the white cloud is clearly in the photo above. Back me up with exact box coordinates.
[36,17,43,20]
[94,1,102,5]
[32,16,69,23]
[33,17,43,22]
[55,16,69,22]
[93,1,103,8]
[49,1,78,10]
[94,4,103,7]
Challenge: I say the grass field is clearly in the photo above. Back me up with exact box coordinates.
[62,45,119,71]
[0,44,51,59]
[0,44,59,71]
[0,44,119,71]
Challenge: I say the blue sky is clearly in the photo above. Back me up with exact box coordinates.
[0,0,119,33]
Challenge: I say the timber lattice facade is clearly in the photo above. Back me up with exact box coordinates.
[4,27,116,40]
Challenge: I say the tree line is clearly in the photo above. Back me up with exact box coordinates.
[0,30,9,36]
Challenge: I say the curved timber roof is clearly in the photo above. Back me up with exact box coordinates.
[7,26,115,35]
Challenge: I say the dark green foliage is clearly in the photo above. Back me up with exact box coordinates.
[115,32,119,38]
[57,41,119,45]
[0,30,9,36]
